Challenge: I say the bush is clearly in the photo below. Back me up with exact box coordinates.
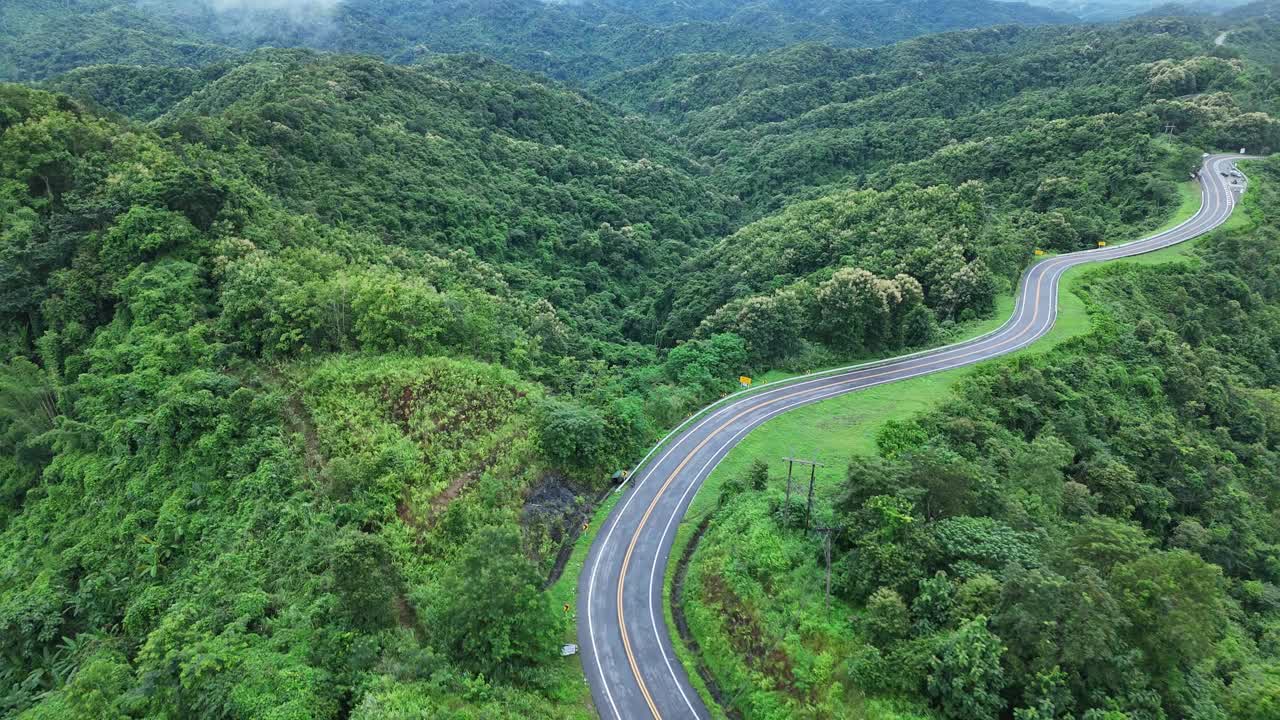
[535,399,606,469]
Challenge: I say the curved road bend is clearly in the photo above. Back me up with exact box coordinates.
[578,154,1255,720]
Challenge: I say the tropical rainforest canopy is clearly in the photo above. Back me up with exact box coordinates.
[1,0,1279,718]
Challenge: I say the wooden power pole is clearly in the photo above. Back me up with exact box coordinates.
[811,525,845,611]
[780,452,824,529]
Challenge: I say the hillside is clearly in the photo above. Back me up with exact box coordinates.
[595,20,1275,210]
[603,21,1280,347]
[680,156,1280,720]
[0,51,748,718]
[1,0,1075,83]
[2,7,1280,720]
[162,49,733,354]
[1012,0,1252,19]
[1219,1,1280,64]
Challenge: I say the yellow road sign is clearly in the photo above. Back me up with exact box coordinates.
[1034,249,1045,256]
[1098,241,1107,247]
[739,376,752,386]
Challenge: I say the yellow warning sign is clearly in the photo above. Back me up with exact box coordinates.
[1098,241,1107,247]
[1034,249,1045,256]
[739,376,753,387]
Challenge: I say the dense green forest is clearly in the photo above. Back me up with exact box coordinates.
[1,2,1279,719]
[0,0,1072,84]
[604,21,1280,350]
[1018,0,1252,20]
[0,49,755,717]
[682,156,1280,719]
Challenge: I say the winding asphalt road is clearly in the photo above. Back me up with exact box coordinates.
[577,154,1254,720]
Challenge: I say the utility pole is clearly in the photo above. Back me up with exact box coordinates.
[811,525,845,611]
[780,452,824,529]
[784,447,795,510]
[806,455,819,530]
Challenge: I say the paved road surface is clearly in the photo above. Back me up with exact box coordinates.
[577,154,1254,720]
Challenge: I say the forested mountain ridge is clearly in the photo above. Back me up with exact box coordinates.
[1014,0,1252,19]
[1,4,1279,720]
[615,20,1280,351]
[594,19,1276,209]
[1,0,1074,83]
[684,156,1280,720]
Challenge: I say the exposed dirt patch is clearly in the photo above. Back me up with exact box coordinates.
[393,593,425,641]
[381,380,525,454]
[399,464,490,542]
[708,571,797,692]
[521,472,609,587]
[541,483,613,590]
[428,469,481,521]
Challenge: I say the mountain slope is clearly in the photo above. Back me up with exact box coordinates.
[604,21,1279,346]
[153,49,732,350]
[0,50,745,718]
[2,0,1075,83]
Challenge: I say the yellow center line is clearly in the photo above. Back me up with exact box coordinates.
[613,257,1070,718]
[610,163,1230,717]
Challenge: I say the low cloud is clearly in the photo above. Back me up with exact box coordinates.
[205,0,342,12]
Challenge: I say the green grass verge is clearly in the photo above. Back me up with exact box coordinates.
[547,283,1027,713]
[557,171,1244,717]
[662,173,1248,718]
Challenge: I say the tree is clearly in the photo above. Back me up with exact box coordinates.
[99,206,200,270]
[1224,662,1280,720]
[875,419,929,460]
[0,356,60,468]
[663,332,747,395]
[815,268,924,353]
[730,289,804,362]
[864,587,910,646]
[1110,550,1229,678]
[922,242,997,320]
[747,458,769,491]
[1014,666,1074,720]
[1067,517,1152,572]
[815,268,887,352]
[330,530,399,633]
[927,616,1008,720]
[427,526,561,681]
[536,399,606,469]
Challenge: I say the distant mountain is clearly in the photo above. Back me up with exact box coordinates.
[1,0,1076,82]
[1000,0,1251,20]
[1224,0,1280,17]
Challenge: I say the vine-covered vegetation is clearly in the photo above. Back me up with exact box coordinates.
[1,5,1279,719]
[680,158,1280,719]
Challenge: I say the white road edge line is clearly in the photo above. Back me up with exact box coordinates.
[589,155,1244,719]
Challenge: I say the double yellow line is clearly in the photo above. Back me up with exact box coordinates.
[612,166,1225,718]
[616,263,1061,718]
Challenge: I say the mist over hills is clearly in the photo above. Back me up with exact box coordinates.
[2,0,1074,82]
[1006,0,1252,20]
